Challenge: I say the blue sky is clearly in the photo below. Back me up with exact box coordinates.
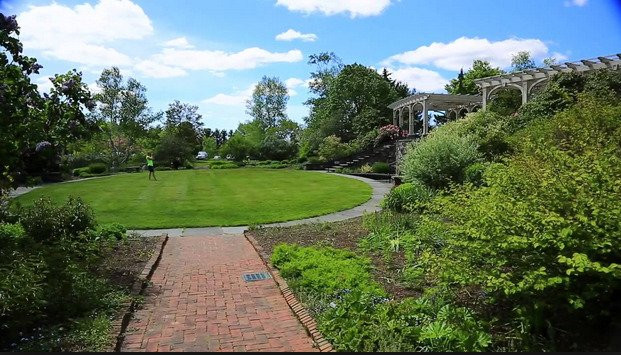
[1,0,620,130]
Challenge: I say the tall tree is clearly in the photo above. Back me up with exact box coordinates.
[317,64,402,142]
[511,51,537,72]
[165,100,203,132]
[92,67,159,168]
[445,60,504,95]
[246,76,289,129]
[307,52,343,100]
[382,68,414,98]
[1,14,95,190]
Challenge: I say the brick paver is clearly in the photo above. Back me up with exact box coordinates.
[121,235,317,352]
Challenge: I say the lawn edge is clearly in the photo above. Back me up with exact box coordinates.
[109,233,169,352]
[244,231,335,353]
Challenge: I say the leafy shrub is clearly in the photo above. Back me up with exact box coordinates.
[464,162,487,186]
[92,223,127,242]
[306,156,325,164]
[382,181,434,213]
[72,167,90,177]
[371,162,390,174]
[87,163,106,174]
[411,96,621,348]
[1,197,124,350]
[18,196,95,243]
[400,122,482,190]
[318,135,358,162]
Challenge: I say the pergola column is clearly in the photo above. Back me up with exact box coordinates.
[521,82,529,105]
[482,87,488,110]
[392,110,398,126]
[422,100,429,135]
[398,108,404,128]
[408,105,414,136]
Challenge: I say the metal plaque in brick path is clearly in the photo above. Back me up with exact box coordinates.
[242,272,272,282]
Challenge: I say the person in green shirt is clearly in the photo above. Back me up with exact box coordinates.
[146,153,157,181]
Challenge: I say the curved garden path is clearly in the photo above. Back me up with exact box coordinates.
[119,173,391,352]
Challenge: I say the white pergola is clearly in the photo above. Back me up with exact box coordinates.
[475,53,621,109]
[388,93,482,136]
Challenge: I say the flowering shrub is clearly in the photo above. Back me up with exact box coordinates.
[375,124,401,145]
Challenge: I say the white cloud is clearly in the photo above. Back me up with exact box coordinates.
[203,85,256,106]
[565,0,588,7]
[18,0,153,67]
[134,60,188,78]
[384,67,449,93]
[384,37,550,71]
[149,47,303,73]
[285,77,307,96]
[276,29,318,42]
[550,52,569,62]
[162,37,195,49]
[35,76,54,94]
[87,82,103,95]
[276,0,392,18]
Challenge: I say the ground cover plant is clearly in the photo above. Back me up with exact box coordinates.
[15,169,372,228]
[0,197,158,352]
[271,244,491,352]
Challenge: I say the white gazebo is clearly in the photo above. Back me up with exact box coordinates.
[388,93,482,136]
[475,53,621,109]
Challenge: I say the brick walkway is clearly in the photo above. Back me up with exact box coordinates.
[121,235,317,352]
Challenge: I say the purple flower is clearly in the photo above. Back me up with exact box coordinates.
[0,14,18,33]
[30,63,43,74]
[60,79,75,94]
[35,141,52,153]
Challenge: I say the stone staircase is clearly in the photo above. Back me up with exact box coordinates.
[325,142,395,173]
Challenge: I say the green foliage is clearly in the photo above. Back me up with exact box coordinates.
[445,60,504,95]
[1,197,126,350]
[400,122,483,189]
[464,162,487,186]
[246,76,289,129]
[371,162,390,174]
[301,60,408,157]
[272,244,490,352]
[271,244,383,295]
[154,132,195,167]
[511,51,536,72]
[219,133,255,161]
[91,67,160,169]
[409,96,621,348]
[202,135,218,157]
[93,223,127,242]
[382,181,434,213]
[87,163,106,174]
[320,292,490,352]
[1,15,96,190]
[18,196,95,243]
[317,135,358,161]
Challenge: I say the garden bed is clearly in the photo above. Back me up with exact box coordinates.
[247,216,418,300]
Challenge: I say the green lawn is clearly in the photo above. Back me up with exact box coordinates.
[15,169,372,229]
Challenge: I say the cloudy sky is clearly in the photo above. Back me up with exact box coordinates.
[2,0,620,130]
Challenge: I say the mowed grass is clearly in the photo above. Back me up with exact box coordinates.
[15,169,372,229]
